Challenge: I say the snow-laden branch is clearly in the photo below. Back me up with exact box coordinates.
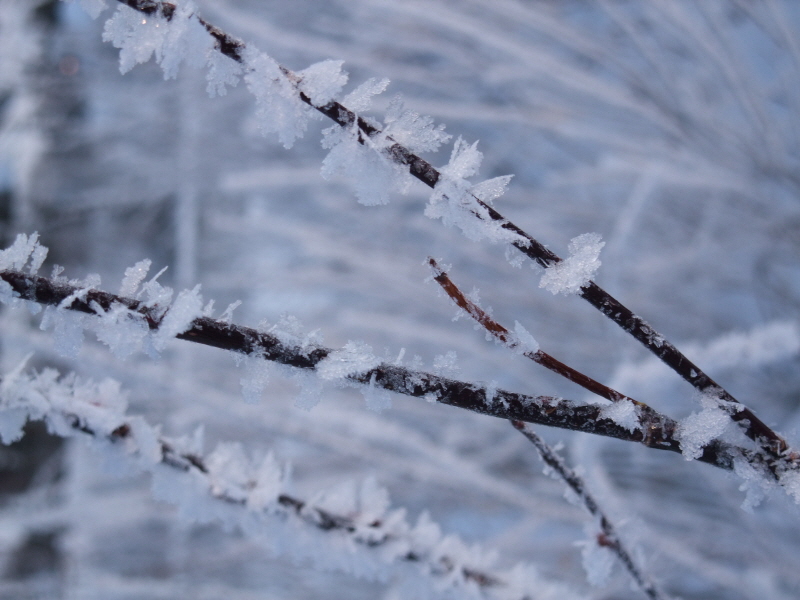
[0,233,754,473]
[94,0,796,470]
[0,363,579,600]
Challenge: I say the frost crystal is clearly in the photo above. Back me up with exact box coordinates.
[151,285,204,352]
[92,302,149,360]
[206,51,242,98]
[317,341,381,381]
[120,258,151,297]
[425,138,521,245]
[510,321,539,355]
[321,121,409,205]
[599,399,640,433]
[243,46,311,149]
[382,95,450,154]
[0,232,47,273]
[432,351,460,377]
[342,77,390,112]
[539,232,605,295]
[677,393,734,460]
[297,59,348,107]
[236,352,271,404]
[102,2,211,78]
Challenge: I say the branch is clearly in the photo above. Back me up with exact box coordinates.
[0,368,543,598]
[113,0,793,465]
[428,258,650,410]
[0,268,745,472]
[511,421,669,600]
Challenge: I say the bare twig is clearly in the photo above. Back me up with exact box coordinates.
[511,420,668,600]
[428,257,649,409]
[0,268,748,472]
[111,0,793,465]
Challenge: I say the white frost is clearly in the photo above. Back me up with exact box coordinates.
[317,341,381,381]
[425,138,521,246]
[510,321,539,355]
[677,393,735,460]
[539,232,604,295]
[151,284,204,352]
[297,59,348,107]
[599,399,640,433]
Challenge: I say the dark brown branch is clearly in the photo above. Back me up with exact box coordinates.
[511,421,667,600]
[113,0,793,464]
[0,268,745,472]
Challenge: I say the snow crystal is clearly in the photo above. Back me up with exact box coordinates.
[206,442,252,503]
[599,399,640,432]
[102,2,211,79]
[342,77,390,112]
[40,307,87,358]
[119,258,151,297]
[219,300,242,324]
[248,452,286,511]
[293,371,324,410]
[779,469,800,505]
[297,59,348,107]
[382,95,450,154]
[321,120,410,206]
[206,51,242,98]
[510,321,539,355]
[0,232,46,272]
[677,394,734,460]
[321,88,447,205]
[425,138,521,246]
[139,266,173,312]
[236,352,271,404]
[361,371,392,412]
[539,232,605,295]
[732,455,775,511]
[317,341,381,381]
[432,351,460,377]
[151,285,203,352]
[91,301,149,360]
[243,46,311,149]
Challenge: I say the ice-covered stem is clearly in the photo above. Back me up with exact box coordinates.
[511,421,669,600]
[0,369,530,597]
[0,268,743,471]
[428,258,651,410]
[113,0,792,464]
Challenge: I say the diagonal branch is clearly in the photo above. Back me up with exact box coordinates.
[428,257,649,410]
[113,0,793,464]
[0,268,746,472]
[511,421,669,600]
[0,371,521,596]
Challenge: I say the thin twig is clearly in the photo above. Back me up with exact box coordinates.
[111,0,792,464]
[428,257,649,409]
[511,420,668,600]
[0,268,747,471]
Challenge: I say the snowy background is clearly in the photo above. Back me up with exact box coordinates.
[1,0,800,598]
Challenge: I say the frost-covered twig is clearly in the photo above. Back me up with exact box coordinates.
[0,266,748,472]
[107,0,795,467]
[511,421,668,600]
[0,365,577,600]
